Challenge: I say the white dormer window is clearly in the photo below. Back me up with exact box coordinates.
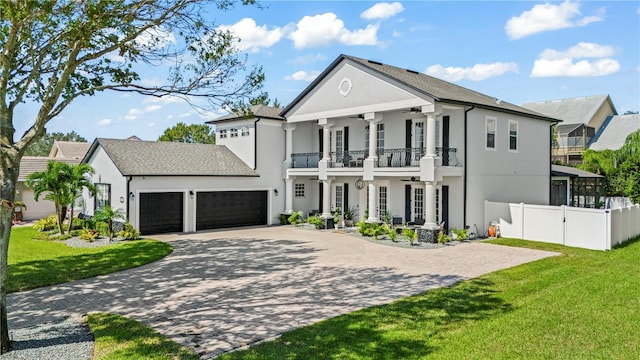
[241,127,250,136]
[219,129,227,139]
[230,128,238,138]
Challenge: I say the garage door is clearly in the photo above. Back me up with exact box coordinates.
[139,192,184,235]
[196,191,267,230]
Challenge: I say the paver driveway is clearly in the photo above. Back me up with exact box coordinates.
[8,227,557,358]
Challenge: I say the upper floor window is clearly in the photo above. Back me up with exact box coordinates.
[95,183,111,211]
[241,127,250,136]
[376,123,385,153]
[219,129,227,139]
[294,183,305,198]
[485,117,496,150]
[509,120,518,152]
[230,128,238,138]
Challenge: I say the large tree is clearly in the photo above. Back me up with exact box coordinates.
[24,131,87,157]
[0,0,264,352]
[158,122,216,144]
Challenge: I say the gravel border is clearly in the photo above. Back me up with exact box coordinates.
[1,316,94,360]
[64,237,127,248]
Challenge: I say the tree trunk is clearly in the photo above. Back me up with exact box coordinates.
[0,155,20,353]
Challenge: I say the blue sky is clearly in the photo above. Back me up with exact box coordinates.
[15,1,640,142]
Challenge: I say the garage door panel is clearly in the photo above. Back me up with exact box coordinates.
[196,191,267,230]
[139,192,184,235]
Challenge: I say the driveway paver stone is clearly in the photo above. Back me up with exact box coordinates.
[8,227,558,358]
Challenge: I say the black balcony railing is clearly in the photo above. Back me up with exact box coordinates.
[291,152,320,168]
[289,147,460,168]
[436,147,460,166]
[329,150,368,168]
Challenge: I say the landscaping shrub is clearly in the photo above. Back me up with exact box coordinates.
[287,211,303,225]
[117,223,140,240]
[79,227,99,242]
[451,227,467,241]
[96,221,110,237]
[32,214,57,232]
[279,213,289,225]
[438,230,451,244]
[306,215,324,229]
[402,228,417,245]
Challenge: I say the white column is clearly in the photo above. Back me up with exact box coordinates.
[364,112,380,160]
[422,181,438,229]
[322,125,331,161]
[285,178,294,214]
[321,179,332,218]
[366,181,379,223]
[425,113,436,158]
[284,123,296,163]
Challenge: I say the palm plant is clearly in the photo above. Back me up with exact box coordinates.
[93,205,125,242]
[64,163,95,233]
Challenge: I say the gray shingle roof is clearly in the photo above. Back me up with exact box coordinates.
[85,138,258,177]
[589,114,640,151]
[551,164,603,178]
[18,157,80,182]
[521,94,616,125]
[49,141,90,159]
[208,104,284,124]
[282,54,558,122]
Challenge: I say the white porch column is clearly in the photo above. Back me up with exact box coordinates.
[322,124,331,161]
[366,181,379,223]
[365,112,380,160]
[422,181,438,229]
[425,113,437,158]
[321,179,332,218]
[285,178,294,214]
[284,123,296,163]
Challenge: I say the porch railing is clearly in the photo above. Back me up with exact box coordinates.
[289,147,460,168]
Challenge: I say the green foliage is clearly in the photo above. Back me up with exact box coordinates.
[79,227,99,242]
[343,206,356,220]
[305,215,324,229]
[357,221,387,239]
[7,227,172,293]
[382,211,391,225]
[158,122,216,144]
[287,211,303,226]
[89,313,199,360]
[402,228,417,245]
[94,206,126,241]
[384,224,397,242]
[438,230,451,244]
[24,131,87,156]
[451,227,467,241]
[117,223,140,240]
[32,214,57,232]
[279,213,288,225]
[333,207,340,225]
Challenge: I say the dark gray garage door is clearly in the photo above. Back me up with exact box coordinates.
[139,192,184,235]
[196,191,267,230]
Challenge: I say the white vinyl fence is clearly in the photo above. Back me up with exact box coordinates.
[484,200,640,251]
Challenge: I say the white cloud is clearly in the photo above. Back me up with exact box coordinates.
[124,104,163,121]
[135,26,176,49]
[178,112,193,118]
[531,42,620,77]
[218,18,284,52]
[289,13,379,48]
[285,70,321,82]
[425,62,519,82]
[361,2,404,20]
[505,1,604,40]
[98,118,112,126]
[143,95,183,104]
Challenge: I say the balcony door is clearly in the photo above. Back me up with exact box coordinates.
[331,127,349,166]
[412,120,424,166]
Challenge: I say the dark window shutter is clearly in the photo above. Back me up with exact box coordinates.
[405,184,411,222]
[319,182,323,213]
[344,183,349,211]
[319,129,323,153]
[344,126,349,152]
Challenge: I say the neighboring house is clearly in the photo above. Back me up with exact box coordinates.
[81,138,285,235]
[280,54,558,233]
[521,94,617,165]
[589,113,640,151]
[49,140,90,160]
[551,164,604,208]
[16,157,79,221]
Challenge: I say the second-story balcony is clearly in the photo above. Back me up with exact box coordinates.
[290,147,460,169]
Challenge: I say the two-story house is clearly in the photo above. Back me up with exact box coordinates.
[280,54,557,235]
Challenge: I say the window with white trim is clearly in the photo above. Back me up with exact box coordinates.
[294,183,305,198]
[241,127,250,136]
[365,125,370,155]
[230,128,238,138]
[414,187,424,220]
[95,183,111,211]
[334,185,343,212]
[376,123,385,153]
[485,117,496,150]
[509,120,518,152]
[378,186,388,216]
[219,129,227,139]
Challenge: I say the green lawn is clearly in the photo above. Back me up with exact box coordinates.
[216,237,640,359]
[8,226,173,292]
[88,313,199,360]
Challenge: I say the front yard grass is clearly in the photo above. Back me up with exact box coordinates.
[8,226,173,292]
[218,237,640,359]
[88,313,199,360]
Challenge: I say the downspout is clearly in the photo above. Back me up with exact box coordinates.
[254,118,261,170]
[463,105,475,228]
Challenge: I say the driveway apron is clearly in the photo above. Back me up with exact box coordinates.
[7,227,557,358]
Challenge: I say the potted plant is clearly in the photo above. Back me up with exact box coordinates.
[333,207,341,229]
[344,206,356,227]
